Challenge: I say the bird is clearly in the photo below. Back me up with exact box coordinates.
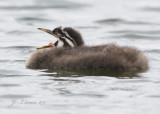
[26,26,148,71]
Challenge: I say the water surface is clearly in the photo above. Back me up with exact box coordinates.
[0,0,160,114]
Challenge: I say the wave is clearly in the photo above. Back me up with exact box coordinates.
[96,18,158,25]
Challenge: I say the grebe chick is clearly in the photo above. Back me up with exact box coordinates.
[26,26,148,71]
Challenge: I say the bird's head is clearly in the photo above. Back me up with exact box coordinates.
[37,26,84,49]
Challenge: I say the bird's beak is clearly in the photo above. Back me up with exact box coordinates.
[37,28,59,39]
[37,42,54,50]
[37,44,54,50]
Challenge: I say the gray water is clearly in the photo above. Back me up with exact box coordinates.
[0,0,160,114]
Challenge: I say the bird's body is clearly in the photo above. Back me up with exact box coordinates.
[26,26,148,71]
[26,43,148,71]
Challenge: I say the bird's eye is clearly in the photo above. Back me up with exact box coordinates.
[55,31,58,34]
[57,33,61,37]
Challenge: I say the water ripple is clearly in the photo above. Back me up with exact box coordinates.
[0,0,87,10]
[17,17,52,22]
[142,7,160,12]
[0,94,31,99]
[0,84,20,87]
[96,18,157,25]
[109,30,160,35]
[40,69,142,78]
[147,95,160,98]
[4,46,35,49]
[7,30,35,35]
[65,93,106,98]
[112,33,160,39]
[144,49,160,53]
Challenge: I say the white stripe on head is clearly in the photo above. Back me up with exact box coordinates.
[57,40,64,48]
[60,27,74,40]
[64,37,74,47]
[59,26,77,46]
[62,31,77,46]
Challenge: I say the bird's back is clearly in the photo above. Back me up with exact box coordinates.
[26,43,148,71]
